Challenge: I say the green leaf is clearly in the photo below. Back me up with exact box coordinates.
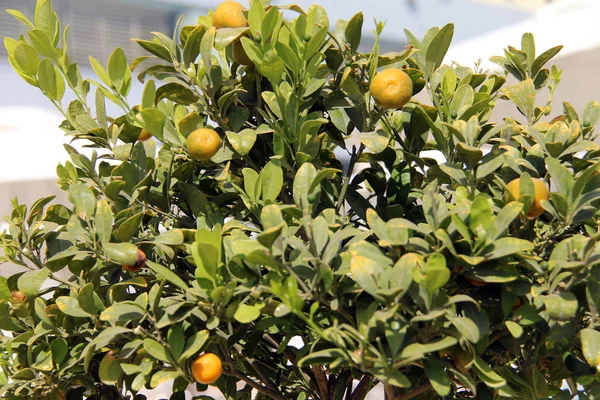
[344,12,363,53]
[144,338,174,363]
[473,355,507,389]
[18,268,49,297]
[100,303,145,324]
[542,293,578,321]
[226,129,256,155]
[400,336,458,359]
[581,328,600,368]
[94,200,113,243]
[413,253,450,296]
[214,27,249,50]
[275,41,300,75]
[56,296,92,318]
[260,50,285,86]
[531,45,562,77]
[150,370,181,389]
[521,33,535,70]
[146,261,189,291]
[78,283,104,315]
[234,303,265,323]
[0,277,10,301]
[13,43,40,76]
[482,238,533,260]
[99,353,121,385]
[141,108,165,141]
[426,23,454,78]
[50,338,68,365]
[108,47,130,94]
[350,255,384,298]
[505,320,523,338]
[298,348,348,367]
[34,0,58,42]
[38,58,64,101]
[260,161,283,202]
[248,0,265,33]
[503,79,536,121]
[103,242,139,266]
[261,6,281,40]
[153,229,184,245]
[178,330,210,364]
[68,183,96,220]
[168,326,185,360]
[293,162,317,207]
[200,26,216,68]
[6,9,35,29]
[489,202,523,241]
[450,85,474,117]
[423,358,451,396]
[469,196,492,232]
[117,212,144,242]
[582,101,600,130]
[447,315,481,343]
[178,112,205,138]
[357,130,389,153]
[28,29,57,59]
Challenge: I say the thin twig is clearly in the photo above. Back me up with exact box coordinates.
[397,383,433,400]
[228,370,287,400]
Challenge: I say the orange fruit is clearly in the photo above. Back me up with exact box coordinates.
[370,68,413,109]
[505,178,549,220]
[122,249,146,272]
[10,291,27,308]
[191,353,223,384]
[138,128,152,142]
[187,128,221,161]
[213,1,248,29]
[232,40,253,66]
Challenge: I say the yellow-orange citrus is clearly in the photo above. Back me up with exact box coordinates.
[232,40,253,66]
[369,68,413,109]
[187,128,221,161]
[10,291,27,308]
[122,249,146,272]
[213,1,248,29]
[191,353,223,384]
[505,178,549,220]
[138,128,152,142]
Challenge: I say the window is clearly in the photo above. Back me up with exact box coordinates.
[0,0,174,64]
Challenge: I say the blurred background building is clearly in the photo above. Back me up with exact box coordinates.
[0,0,598,397]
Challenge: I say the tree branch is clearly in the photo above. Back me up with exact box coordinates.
[349,376,374,400]
[397,383,433,400]
[311,365,330,400]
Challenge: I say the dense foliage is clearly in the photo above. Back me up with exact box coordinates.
[2,0,600,399]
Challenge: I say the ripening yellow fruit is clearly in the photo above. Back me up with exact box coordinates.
[232,40,253,66]
[122,249,146,272]
[187,128,221,161]
[191,353,223,384]
[213,1,248,29]
[138,128,152,142]
[505,178,550,220]
[369,68,413,109]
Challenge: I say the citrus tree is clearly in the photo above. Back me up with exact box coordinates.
[2,0,600,399]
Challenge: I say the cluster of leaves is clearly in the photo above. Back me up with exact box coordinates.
[2,0,600,399]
